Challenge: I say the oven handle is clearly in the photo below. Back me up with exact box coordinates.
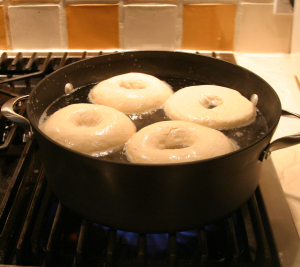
[260,110,300,161]
[1,95,34,139]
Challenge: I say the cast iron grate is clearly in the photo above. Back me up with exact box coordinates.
[0,51,280,266]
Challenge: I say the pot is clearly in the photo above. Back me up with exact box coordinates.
[2,51,300,233]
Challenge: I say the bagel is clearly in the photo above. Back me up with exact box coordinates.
[39,104,136,156]
[88,72,173,114]
[164,85,256,129]
[125,120,235,164]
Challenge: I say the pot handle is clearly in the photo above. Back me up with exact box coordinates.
[260,110,300,161]
[1,95,33,139]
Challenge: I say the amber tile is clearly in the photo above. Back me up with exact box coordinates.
[66,4,119,50]
[182,4,237,51]
[0,6,8,50]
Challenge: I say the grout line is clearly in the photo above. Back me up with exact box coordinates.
[60,0,68,50]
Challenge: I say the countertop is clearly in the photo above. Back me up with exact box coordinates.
[235,53,300,235]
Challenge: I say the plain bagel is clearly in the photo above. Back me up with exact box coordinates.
[88,72,173,114]
[125,120,235,164]
[39,104,136,156]
[164,85,256,129]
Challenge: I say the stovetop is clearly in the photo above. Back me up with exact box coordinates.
[0,51,299,267]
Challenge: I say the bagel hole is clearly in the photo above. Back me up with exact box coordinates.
[72,111,102,128]
[206,103,217,109]
[119,79,146,89]
[164,144,189,149]
[199,94,223,109]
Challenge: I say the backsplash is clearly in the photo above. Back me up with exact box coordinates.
[0,0,294,52]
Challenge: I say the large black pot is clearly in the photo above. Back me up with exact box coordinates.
[2,51,300,233]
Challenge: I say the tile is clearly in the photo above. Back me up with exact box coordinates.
[123,4,179,50]
[184,0,237,2]
[182,4,237,51]
[235,3,293,53]
[10,0,59,2]
[0,6,8,50]
[130,0,178,1]
[273,0,293,14]
[66,4,119,50]
[242,0,273,3]
[8,5,62,50]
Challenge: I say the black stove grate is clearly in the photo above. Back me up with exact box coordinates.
[0,51,294,267]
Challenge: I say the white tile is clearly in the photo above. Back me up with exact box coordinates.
[183,0,238,2]
[8,5,63,50]
[235,3,293,53]
[123,4,179,50]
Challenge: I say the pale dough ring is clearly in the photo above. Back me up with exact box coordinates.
[88,72,173,114]
[125,120,235,164]
[40,104,136,156]
[164,85,256,129]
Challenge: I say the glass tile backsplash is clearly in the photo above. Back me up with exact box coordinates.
[0,0,294,53]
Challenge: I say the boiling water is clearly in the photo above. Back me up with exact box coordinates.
[40,77,268,163]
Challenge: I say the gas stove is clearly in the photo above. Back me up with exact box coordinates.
[0,51,299,267]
